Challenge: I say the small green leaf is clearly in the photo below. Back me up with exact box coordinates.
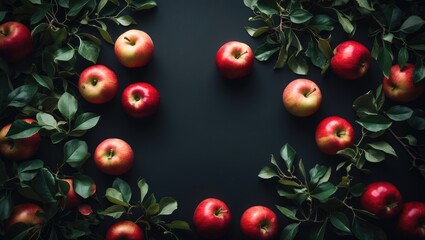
[115,15,137,26]
[398,47,409,69]
[305,40,327,69]
[58,92,78,121]
[158,197,178,216]
[254,43,280,61]
[352,217,374,240]
[308,14,335,33]
[146,203,160,215]
[166,220,191,231]
[352,90,378,117]
[32,73,54,91]
[330,212,352,235]
[96,27,114,45]
[98,205,126,219]
[311,182,337,202]
[413,63,425,83]
[309,165,330,187]
[73,113,100,131]
[367,142,397,157]
[64,139,89,168]
[274,46,288,69]
[73,174,95,199]
[78,39,100,63]
[280,144,296,171]
[377,47,393,78]
[311,219,328,240]
[54,47,75,62]
[68,0,90,16]
[128,0,157,11]
[356,0,374,11]
[7,84,38,108]
[18,160,44,173]
[245,26,269,38]
[385,105,413,121]
[105,188,129,207]
[408,109,425,130]
[256,0,278,15]
[356,115,392,132]
[281,223,300,240]
[258,166,278,179]
[290,9,313,24]
[288,54,308,75]
[112,178,132,203]
[364,148,385,163]
[0,193,12,220]
[276,205,299,220]
[6,120,41,139]
[399,15,425,34]
[138,178,149,203]
[335,11,354,35]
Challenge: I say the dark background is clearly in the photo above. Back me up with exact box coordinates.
[37,1,425,239]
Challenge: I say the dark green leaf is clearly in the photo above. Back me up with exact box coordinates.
[356,115,392,132]
[257,0,278,15]
[398,47,409,69]
[335,10,354,35]
[280,144,296,171]
[281,223,300,240]
[274,46,288,69]
[371,37,379,60]
[18,160,44,173]
[73,113,100,131]
[309,165,330,187]
[36,112,57,130]
[98,205,126,219]
[6,119,41,139]
[350,183,365,197]
[308,14,335,33]
[290,9,313,24]
[105,188,129,207]
[115,15,137,26]
[413,63,425,83]
[138,178,149,203]
[352,90,378,117]
[385,105,413,121]
[364,148,385,163]
[128,0,157,11]
[276,205,298,220]
[50,132,67,144]
[279,179,302,187]
[367,142,397,157]
[277,189,302,200]
[0,11,6,22]
[32,73,54,91]
[399,15,425,34]
[158,197,178,216]
[352,217,374,240]
[146,203,160,215]
[356,0,374,11]
[54,46,75,62]
[58,92,78,120]
[254,43,280,61]
[258,166,278,179]
[166,220,191,231]
[64,139,89,168]
[311,182,337,202]
[97,0,108,13]
[112,178,132,203]
[33,168,56,203]
[68,0,90,16]
[377,47,393,78]
[0,193,12,220]
[330,212,352,235]
[96,26,114,44]
[31,5,52,25]
[381,4,403,30]
[305,40,327,69]
[408,110,425,130]
[288,54,308,75]
[245,26,270,38]
[78,39,100,63]
[311,219,328,240]
[73,175,95,199]
[7,84,38,108]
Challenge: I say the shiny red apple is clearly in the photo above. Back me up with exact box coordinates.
[0,21,33,62]
[282,78,322,117]
[383,63,425,102]
[105,221,144,240]
[240,205,279,240]
[78,64,119,104]
[193,198,232,239]
[360,181,403,219]
[121,82,160,119]
[397,201,425,239]
[331,40,371,80]
[114,29,154,68]
[94,138,134,175]
[215,41,254,79]
[315,116,355,155]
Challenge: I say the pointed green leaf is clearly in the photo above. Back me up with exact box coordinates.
[281,223,300,240]
[258,166,278,179]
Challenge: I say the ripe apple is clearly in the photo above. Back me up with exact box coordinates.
[114,29,154,68]
[397,201,425,239]
[315,116,355,155]
[0,118,40,161]
[78,204,93,216]
[78,64,119,104]
[61,178,96,209]
[0,21,33,62]
[331,40,371,80]
[282,78,322,117]
[105,220,144,240]
[121,82,160,119]
[360,181,402,219]
[383,63,425,102]
[94,138,134,175]
[6,203,44,229]
[193,198,232,239]
[215,41,254,79]
[240,205,279,240]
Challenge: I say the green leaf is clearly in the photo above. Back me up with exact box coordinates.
[352,90,378,117]
[258,166,278,179]
[97,0,108,13]
[413,63,425,83]
[33,168,56,203]
[31,5,52,25]
[371,37,379,60]
[0,11,7,22]
[398,47,409,69]
[254,43,280,61]
[276,205,298,220]
[64,139,89,168]
[288,54,308,75]
[399,15,425,34]
[78,39,100,63]
[0,193,12,220]
[128,0,157,11]
[96,27,114,44]
[112,178,132,203]
[352,217,374,240]
[36,112,57,130]
[280,144,296,171]
[158,197,178,216]
[356,0,374,11]
[335,10,354,35]
[311,220,328,240]
[6,119,41,140]
[330,212,352,235]
[364,148,385,163]
[356,115,392,132]
[245,26,270,38]
[256,0,278,15]
[350,183,365,197]
[58,92,78,120]
[385,105,413,121]
[32,73,54,91]
[308,14,335,33]
[138,178,149,203]
[367,142,397,157]
[105,188,129,207]
[311,182,337,202]
[146,203,160,215]
[305,40,327,69]
[68,0,90,16]
[7,84,38,108]
[50,132,67,144]
[377,47,393,78]
[281,223,300,240]
[408,110,425,130]
[54,46,75,62]
[309,165,330,187]
[73,174,95,199]
[18,160,44,173]
[98,205,125,219]
[166,220,191,231]
[274,46,288,69]
[73,113,100,131]
[290,9,313,24]
[115,15,137,26]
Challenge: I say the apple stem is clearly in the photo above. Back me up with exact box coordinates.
[124,37,135,46]
[235,50,248,59]
[108,149,115,160]
[0,31,6,37]
[304,88,317,98]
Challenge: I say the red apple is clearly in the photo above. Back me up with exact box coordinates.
[193,198,232,239]
[360,181,402,219]
[240,205,279,240]
[121,82,160,119]
[94,138,134,175]
[0,118,40,161]
[282,78,322,117]
[78,64,119,104]
[315,116,355,155]
[0,21,33,62]
[331,40,371,80]
[114,29,154,68]
[78,204,93,216]
[105,221,144,240]
[6,203,44,229]
[383,63,425,102]
[397,201,425,239]
[215,41,254,79]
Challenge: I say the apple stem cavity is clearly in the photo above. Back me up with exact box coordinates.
[214,207,228,218]
[107,148,115,160]
[304,88,317,98]
[260,221,270,234]
[235,50,248,59]
[124,37,135,46]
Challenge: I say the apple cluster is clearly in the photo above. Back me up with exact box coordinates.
[360,181,425,239]
[193,198,279,240]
